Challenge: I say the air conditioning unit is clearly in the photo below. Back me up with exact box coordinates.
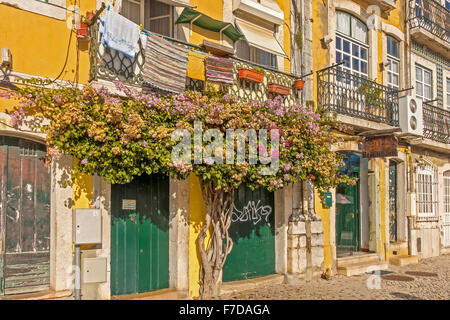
[399,95,423,136]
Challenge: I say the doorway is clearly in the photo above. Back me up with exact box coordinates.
[110,173,169,296]
[336,152,361,257]
[0,136,51,295]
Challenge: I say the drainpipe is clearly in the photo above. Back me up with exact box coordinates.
[74,245,81,300]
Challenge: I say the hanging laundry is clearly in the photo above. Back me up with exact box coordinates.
[205,56,234,85]
[99,8,141,58]
[142,34,189,94]
[187,50,208,81]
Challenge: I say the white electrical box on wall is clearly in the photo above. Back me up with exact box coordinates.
[73,208,102,245]
[83,257,107,283]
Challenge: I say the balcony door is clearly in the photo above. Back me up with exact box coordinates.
[121,0,174,37]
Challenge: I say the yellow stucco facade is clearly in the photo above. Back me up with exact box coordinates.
[0,0,97,216]
[186,0,294,299]
[312,0,407,271]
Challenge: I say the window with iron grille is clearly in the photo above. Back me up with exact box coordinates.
[444,171,450,213]
[121,0,174,37]
[386,35,400,90]
[415,65,433,102]
[416,166,438,218]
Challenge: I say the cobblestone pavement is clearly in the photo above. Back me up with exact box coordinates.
[217,254,450,300]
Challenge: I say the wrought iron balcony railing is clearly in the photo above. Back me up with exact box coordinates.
[88,23,204,91]
[423,102,450,144]
[88,23,299,104]
[409,0,450,44]
[317,65,399,126]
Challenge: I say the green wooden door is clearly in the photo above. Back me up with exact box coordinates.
[0,136,51,295]
[111,174,169,296]
[389,161,397,242]
[223,185,275,282]
[336,152,360,257]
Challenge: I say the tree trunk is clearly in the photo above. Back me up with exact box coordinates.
[197,183,235,299]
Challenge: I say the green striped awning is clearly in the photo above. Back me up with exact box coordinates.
[175,7,244,42]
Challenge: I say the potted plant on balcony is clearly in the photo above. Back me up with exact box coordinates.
[294,79,305,91]
[268,82,292,95]
[238,67,265,83]
[357,80,383,119]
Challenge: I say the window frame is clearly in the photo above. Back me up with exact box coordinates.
[416,166,437,218]
[235,40,278,70]
[415,64,433,102]
[335,11,369,82]
[121,0,174,37]
[444,171,450,214]
[386,35,400,90]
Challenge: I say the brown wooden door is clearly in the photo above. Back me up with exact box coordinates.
[0,136,51,295]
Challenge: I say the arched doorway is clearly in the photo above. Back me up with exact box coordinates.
[0,136,51,295]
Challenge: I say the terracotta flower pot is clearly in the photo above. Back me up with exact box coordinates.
[294,80,305,91]
[268,83,291,95]
[76,22,89,39]
[238,69,264,83]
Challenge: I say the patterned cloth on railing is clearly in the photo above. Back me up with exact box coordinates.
[205,56,234,85]
[142,34,188,94]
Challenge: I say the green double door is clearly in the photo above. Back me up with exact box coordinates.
[111,174,169,296]
[336,152,361,257]
[223,185,275,282]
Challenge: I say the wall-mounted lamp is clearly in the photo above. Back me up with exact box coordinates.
[379,60,391,72]
[320,35,333,48]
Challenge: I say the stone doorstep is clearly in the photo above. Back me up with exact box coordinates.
[111,288,189,300]
[389,241,408,252]
[337,253,379,268]
[337,260,389,277]
[283,271,323,285]
[220,274,284,296]
[440,247,450,255]
[389,255,419,266]
[0,289,73,300]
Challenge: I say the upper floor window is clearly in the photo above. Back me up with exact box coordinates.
[387,35,400,89]
[235,40,278,69]
[336,11,368,79]
[415,65,433,102]
[336,11,368,44]
[416,166,436,218]
[447,78,450,110]
[121,0,174,37]
[444,171,450,213]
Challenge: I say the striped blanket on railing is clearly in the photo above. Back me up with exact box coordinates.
[205,56,234,85]
[142,34,188,94]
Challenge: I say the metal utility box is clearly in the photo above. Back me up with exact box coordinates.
[73,209,102,245]
[83,257,107,283]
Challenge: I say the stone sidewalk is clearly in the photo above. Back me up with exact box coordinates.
[216,254,450,300]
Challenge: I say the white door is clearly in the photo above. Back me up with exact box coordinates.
[443,173,450,247]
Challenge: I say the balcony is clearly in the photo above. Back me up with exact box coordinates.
[317,65,399,128]
[408,0,450,59]
[422,102,450,144]
[364,0,397,17]
[88,23,299,104]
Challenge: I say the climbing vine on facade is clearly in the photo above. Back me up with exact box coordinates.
[0,78,356,299]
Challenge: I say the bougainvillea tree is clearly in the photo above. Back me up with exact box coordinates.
[1,78,355,299]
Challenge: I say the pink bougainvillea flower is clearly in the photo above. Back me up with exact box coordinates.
[80,159,88,165]
[270,150,280,158]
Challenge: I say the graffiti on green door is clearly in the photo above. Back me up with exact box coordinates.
[223,185,275,282]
